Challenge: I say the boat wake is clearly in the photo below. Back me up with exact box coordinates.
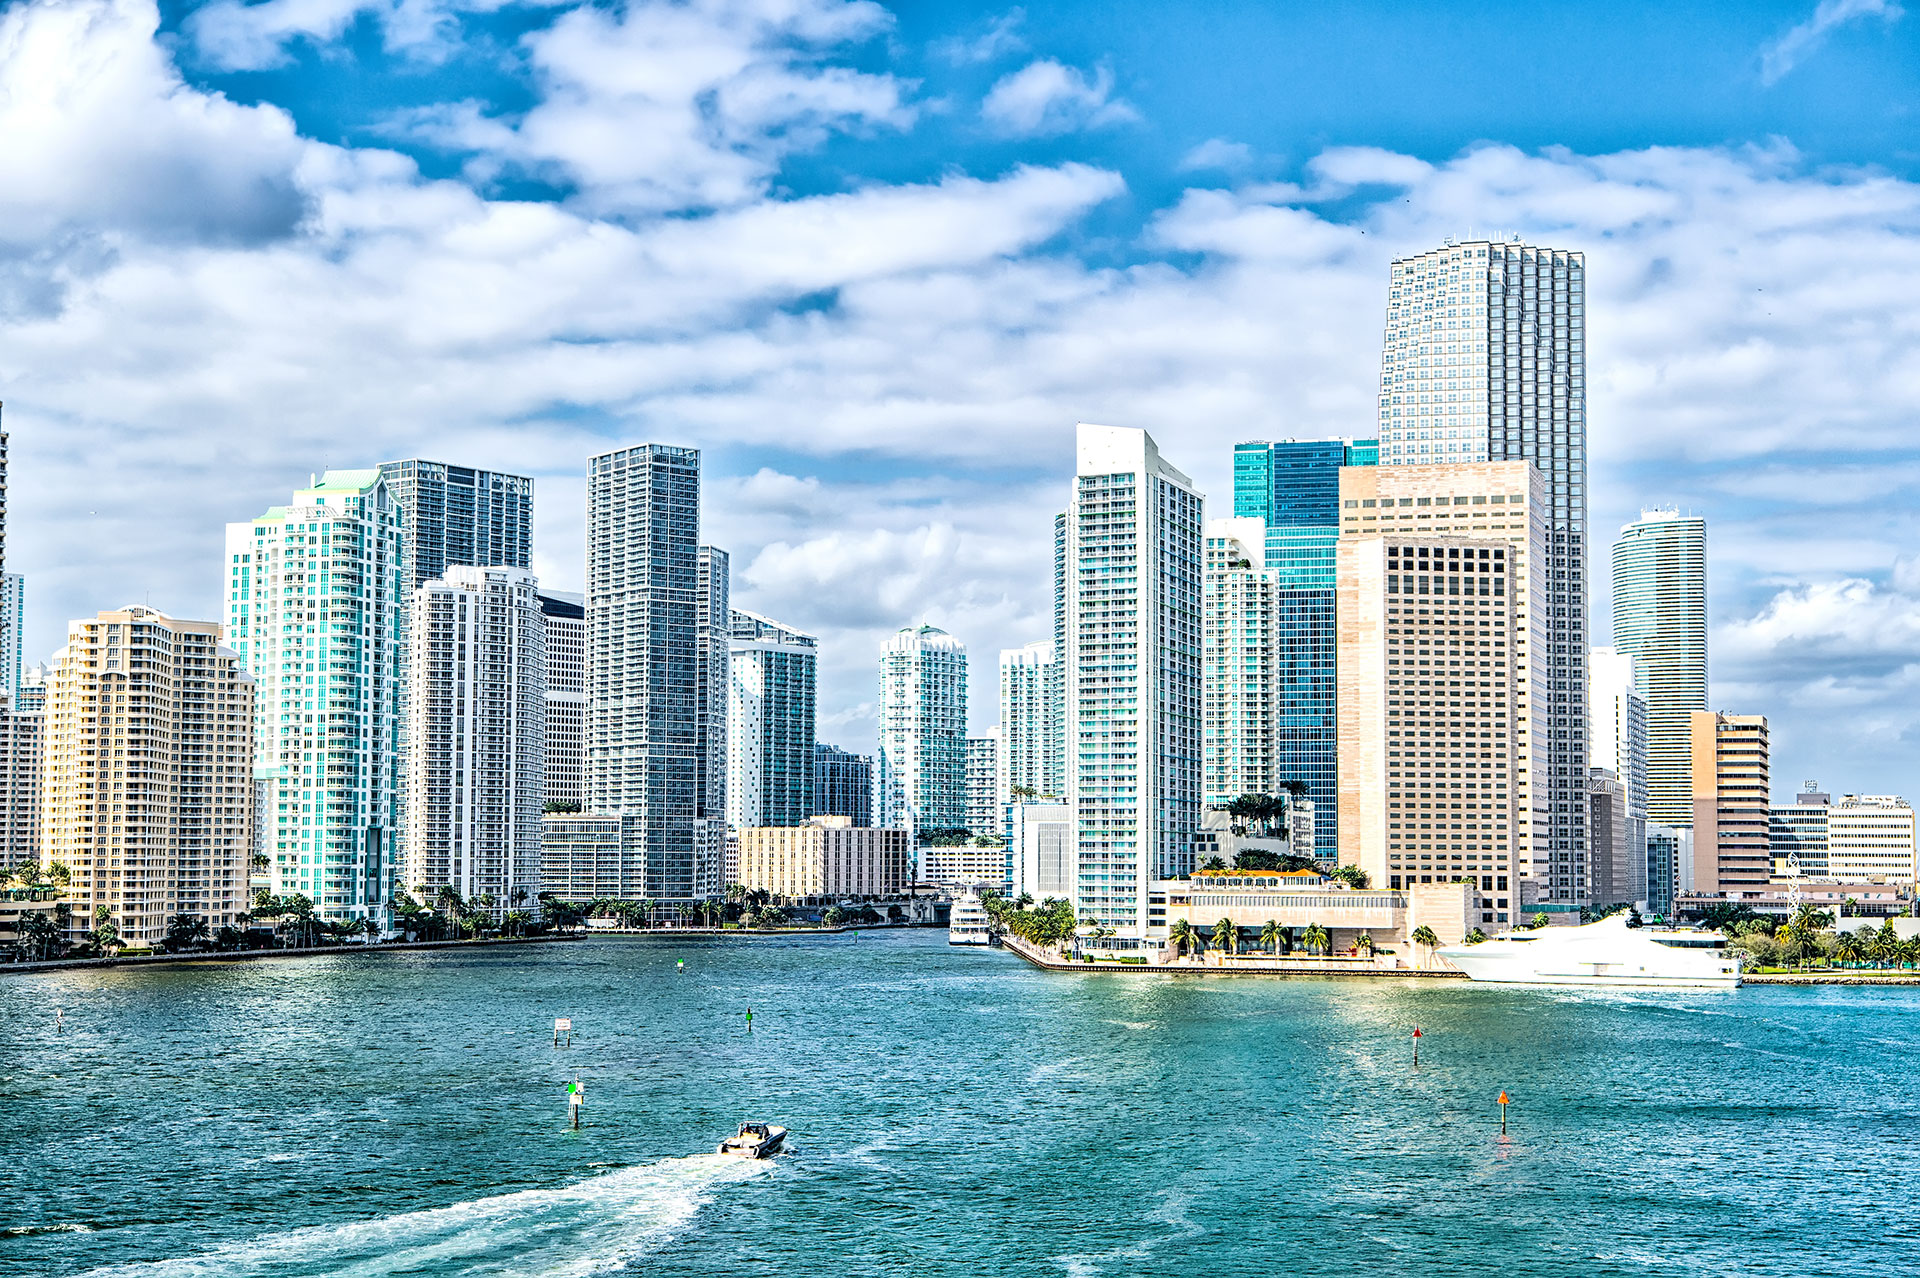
[77,1155,770,1278]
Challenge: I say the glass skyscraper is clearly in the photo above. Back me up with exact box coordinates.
[873,624,969,839]
[1227,438,1376,856]
[1611,509,1707,830]
[725,608,817,829]
[1376,238,1590,902]
[377,460,533,592]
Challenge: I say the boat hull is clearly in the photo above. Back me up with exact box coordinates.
[1438,914,1742,988]
[718,1126,786,1158]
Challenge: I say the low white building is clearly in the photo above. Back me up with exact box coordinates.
[1825,795,1917,882]
[1009,800,1072,900]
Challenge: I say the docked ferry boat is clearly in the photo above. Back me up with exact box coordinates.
[948,889,993,947]
[1439,913,1741,988]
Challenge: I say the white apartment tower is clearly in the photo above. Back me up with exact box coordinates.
[999,640,1061,799]
[0,572,22,701]
[1611,510,1708,828]
[967,728,1003,836]
[404,567,546,918]
[0,685,43,869]
[226,471,405,923]
[537,591,586,808]
[1377,239,1589,896]
[725,609,818,830]
[1590,646,1649,895]
[42,607,255,946]
[873,625,969,838]
[1202,516,1278,807]
[1059,424,1204,934]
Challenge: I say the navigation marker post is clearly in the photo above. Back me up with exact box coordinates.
[1412,1026,1422,1067]
[1498,1090,1510,1134]
[568,1075,583,1129]
[554,1017,573,1047]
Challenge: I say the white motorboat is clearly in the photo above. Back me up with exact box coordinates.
[948,889,992,947]
[718,1122,787,1158]
[1439,913,1741,988]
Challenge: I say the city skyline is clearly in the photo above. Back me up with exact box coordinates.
[3,0,1919,801]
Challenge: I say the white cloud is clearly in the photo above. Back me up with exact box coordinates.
[1760,0,1904,85]
[1178,138,1254,173]
[931,7,1025,65]
[396,0,914,214]
[188,0,535,70]
[980,58,1138,137]
[0,0,306,250]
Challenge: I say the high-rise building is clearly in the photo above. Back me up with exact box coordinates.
[586,445,709,902]
[1587,768,1643,907]
[1203,517,1277,807]
[1689,712,1770,896]
[537,591,586,809]
[15,664,46,715]
[967,728,1002,836]
[999,640,1062,799]
[0,573,21,701]
[538,812,640,902]
[1337,462,1565,901]
[695,546,730,869]
[226,471,405,923]
[1825,794,1918,882]
[1059,424,1204,933]
[1377,239,1589,893]
[42,607,255,946]
[1336,534,1519,928]
[1612,510,1708,828]
[725,609,817,830]
[376,460,533,592]
[738,816,910,899]
[1771,784,1830,877]
[1228,439,1378,853]
[1590,646,1649,893]
[404,567,545,918]
[1646,825,1689,918]
[813,744,872,826]
[0,688,43,870]
[0,402,7,587]
[873,625,968,839]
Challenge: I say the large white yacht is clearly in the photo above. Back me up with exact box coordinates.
[1439,913,1741,988]
[948,889,993,947]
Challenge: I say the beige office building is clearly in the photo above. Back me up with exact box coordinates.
[1689,712,1770,896]
[41,607,255,946]
[738,815,910,900]
[1338,461,1560,906]
[1825,795,1918,882]
[1337,533,1520,928]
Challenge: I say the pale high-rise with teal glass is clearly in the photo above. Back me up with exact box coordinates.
[226,470,405,925]
[1610,509,1707,829]
[874,624,968,841]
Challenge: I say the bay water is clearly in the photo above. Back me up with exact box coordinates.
[3,930,1917,1277]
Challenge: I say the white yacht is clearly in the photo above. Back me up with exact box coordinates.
[948,889,993,947]
[1439,913,1741,988]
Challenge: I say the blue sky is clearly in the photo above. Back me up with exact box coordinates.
[5,0,1920,799]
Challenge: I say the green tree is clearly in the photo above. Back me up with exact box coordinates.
[1330,865,1370,890]
[1464,927,1489,945]
[543,799,582,813]
[1168,919,1195,958]
[16,911,62,961]
[1213,918,1237,954]
[162,914,210,953]
[1355,931,1375,958]
[1259,919,1282,957]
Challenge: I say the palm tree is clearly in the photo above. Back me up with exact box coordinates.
[1410,924,1440,970]
[1835,932,1864,968]
[1356,931,1375,959]
[1464,927,1489,945]
[1259,919,1282,957]
[1213,918,1237,955]
[1168,919,1195,958]
[16,911,62,961]
[163,913,210,953]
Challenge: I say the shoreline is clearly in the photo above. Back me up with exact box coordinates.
[995,935,1465,978]
[1743,972,1920,986]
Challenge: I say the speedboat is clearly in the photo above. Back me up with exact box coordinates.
[718,1122,787,1158]
[1438,913,1741,988]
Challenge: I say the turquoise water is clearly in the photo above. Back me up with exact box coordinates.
[4,931,1918,1277]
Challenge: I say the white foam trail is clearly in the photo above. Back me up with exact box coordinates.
[79,1155,769,1278]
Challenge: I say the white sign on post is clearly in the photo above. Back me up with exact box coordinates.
[555,1018,572,1032]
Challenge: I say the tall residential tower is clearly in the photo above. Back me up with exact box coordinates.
[1612,510,1708,829]
[874,625,969,839]
[725,609,818,829]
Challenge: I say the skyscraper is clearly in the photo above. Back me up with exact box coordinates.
[1202,517,1277,806]
[404,567,546,918]
[813,744,872,826]
[967,728,1002,836]
[1229,439,1377,853]
[0,681,43,870]
[43,607,255,946]
[1825,794,1918,882]
[0,573,21,702]
[377,460,534,591]
[538,591,586,809]
[1590,646,1649,897]
[1689,712,1769,896]
[1612,510,1708,828]
[1337,533,1519,928]
[1059,424,1204,934]
[1337,463,1559,901]
[226,471,405,923]
[1377,239,1589,891]
[586,444,708,901]
[999,640,1061,799]
[725,609,817,829]
[873,624,968,839]
[694,546,731,879]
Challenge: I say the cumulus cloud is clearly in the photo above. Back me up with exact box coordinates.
[1760,0,1904,85]
[0,0,306,249]
[1178,138,1255,173]
[980,59,1137,136]
[931,7,1025,65]
[391,0,913,213]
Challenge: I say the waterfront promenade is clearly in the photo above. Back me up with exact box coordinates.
[997,934,1465,977]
